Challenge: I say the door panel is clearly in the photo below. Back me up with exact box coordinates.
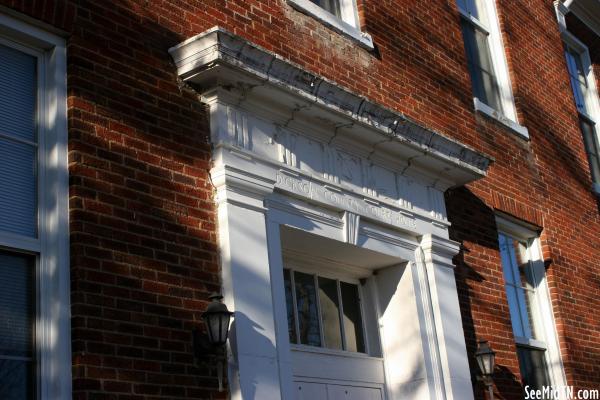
[327,384,383,400]
[294,381,327,400]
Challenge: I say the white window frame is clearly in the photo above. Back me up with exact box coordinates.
[495,216,567,390]
[0,11,70,400]
[457,0,529,138]
[287,0,374,49]
[561,29,600,194]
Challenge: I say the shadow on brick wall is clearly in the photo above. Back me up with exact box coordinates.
[446,187,526,400]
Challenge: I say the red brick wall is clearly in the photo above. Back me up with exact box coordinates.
[1,1,599,399]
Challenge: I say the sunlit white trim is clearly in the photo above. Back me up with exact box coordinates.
[287,0,374,49]
[557,8,600,194]
[459,0,520,125]
[0,11,70,400]
[496,216,568,391]
[474,97,530,139]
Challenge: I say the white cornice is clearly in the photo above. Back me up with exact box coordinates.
[169,27,492,188]
[558,0,600,37]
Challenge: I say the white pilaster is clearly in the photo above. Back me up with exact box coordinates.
[211,165,283,400]
[418,234,474,400]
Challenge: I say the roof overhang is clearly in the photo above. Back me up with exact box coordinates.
[560,0,600,36]
[169,27,492,188]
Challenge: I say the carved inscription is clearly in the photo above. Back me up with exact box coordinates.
[276,171,417,230]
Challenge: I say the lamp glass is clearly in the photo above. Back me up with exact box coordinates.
[475,341,495,377]
[205,311,232,346]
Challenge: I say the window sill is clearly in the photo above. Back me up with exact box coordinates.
[290,344,381,360]
[287,0,374,50]
[473,97,529,139]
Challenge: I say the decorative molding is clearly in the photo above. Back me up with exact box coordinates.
[266,193,344,229]
[275,169,418,231]
[419,234,461,269]
[427,187,446,221]
[343,211,360,245]
[359,225,418,252]
[169,27,492,182]
[282,248,371,279]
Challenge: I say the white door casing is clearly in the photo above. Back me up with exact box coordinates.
[170,27,491,400]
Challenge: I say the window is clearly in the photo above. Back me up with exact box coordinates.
[497,221,555,391]
[563,36,600,192]
[456,0,524,135]
[283,268,366,353]
[287,0,373,49]
[0,13,69,399]
[310,0,342,19]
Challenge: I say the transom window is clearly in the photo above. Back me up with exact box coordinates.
[283,268,366,353]
[498,228,551,390]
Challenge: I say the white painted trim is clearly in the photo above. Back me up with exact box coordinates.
[0,12,70,400]
[474,97,530,139]
[495,216,568,391]
[457,7,490,35]
[483,0,519,122]
[558,17,600,192]
[286,0,374,49]
[460,0,520,124]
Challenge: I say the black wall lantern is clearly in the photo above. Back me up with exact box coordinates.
[475,340,496,400]
[193,293,234,391]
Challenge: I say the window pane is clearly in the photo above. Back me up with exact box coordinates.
[295,272,321,347]
[499,234,535,339]
[340,282,365,353]
[565,48,592,115]
[0,138,37,237]
[0,359,33,400]
[0,252,34,358]
[505,285,525,337]
[310,0,342,18]
[461,20,503,112]
[517,346,551,391]
[283,269,297,344]
[318,277,343,350]
[580,119,600,184]
[0,43,37,143]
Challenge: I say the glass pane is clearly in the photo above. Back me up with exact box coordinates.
[499,233,516,284]
[499,233,536,339]
[0,43,37,143]
[295,272,321,347]
[517,346,551,391]
[566,48,592,115]
[0,252,34,358]
[505,285,525,338]
[310,0,342,18]
[0,358,33,399]
[457,0,488,23]
[340,282,365,353]
[283,269,297,344]
[318,277,342,350]
[0,138,37,237]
